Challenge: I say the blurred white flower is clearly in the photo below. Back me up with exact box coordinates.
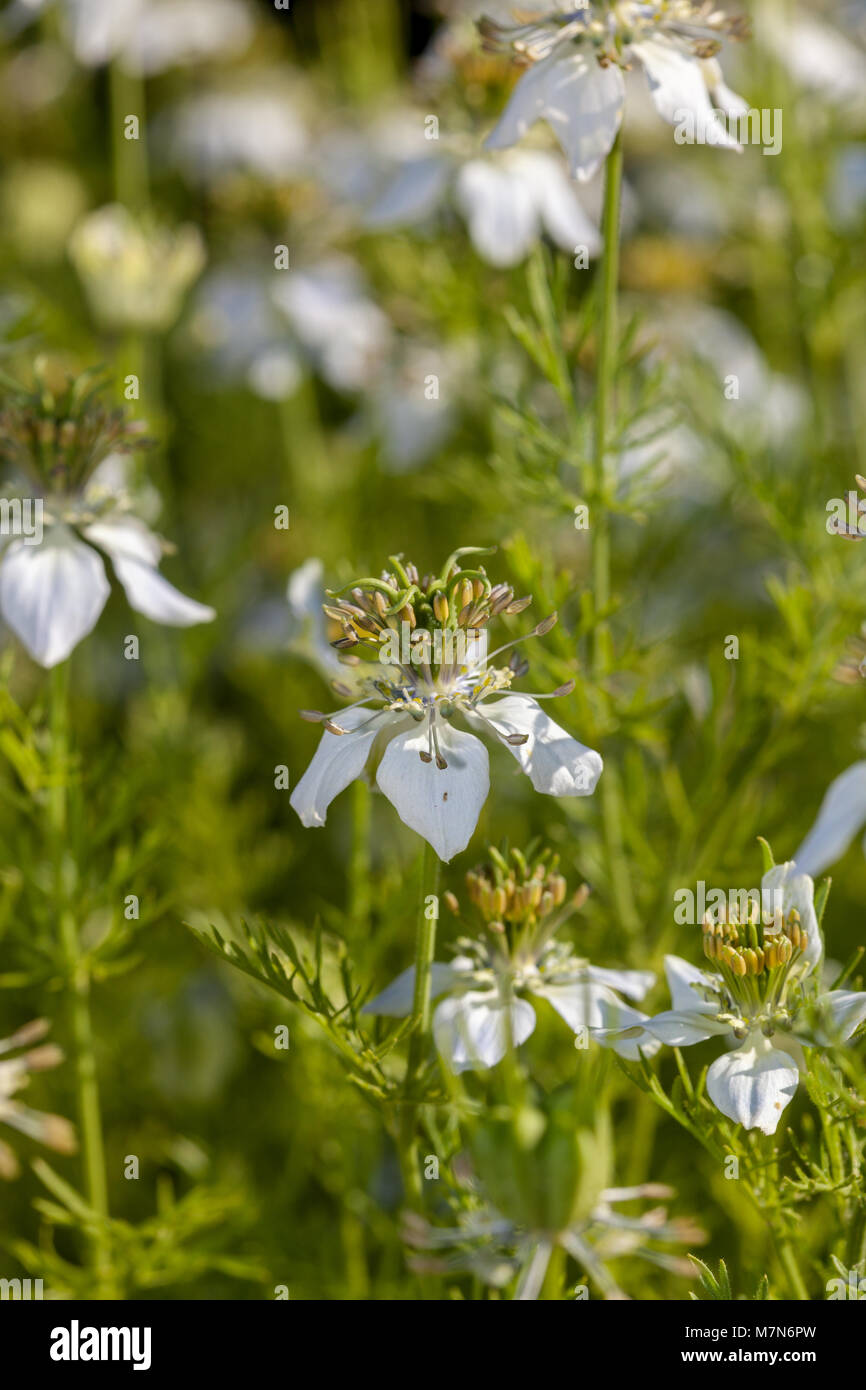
[285,558,348,684]
[0,1019,76,1179]
[59,0,253,75]
[187,269,302,401]
[758,8,866,108]
[637,865,866,1134]
[482,2,748,180]
[365,936,657,1070]
[166,88,307,185]
[0,454,215,669]
[272,257,392,394]
[367,145,600,267]
[646,300,809,447]
[69,204,206,333]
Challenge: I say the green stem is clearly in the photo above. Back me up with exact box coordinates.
[590,130,638,936]
[49,664,113,1297]
[592,129,622,683]
[398,839,440,1206]
[109,61,149,211]
[348,779,372,934]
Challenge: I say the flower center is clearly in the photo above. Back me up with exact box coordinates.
[700,906,808,1036]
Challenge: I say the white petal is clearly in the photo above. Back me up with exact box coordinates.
[533,978,618,1030]
[473,694,602,797]
[583,965,655,1001]
[506,150,601,255]
[815,989,866,1044]
[663,954,719,1013]
[761,862,821,974]
[290,708,389,828]
[454,158,539,266]
[534,979,658,1058]
[362,963,460,1017]
[700,57,749,120]
[633,37,741,150]
[795,761,866,876]
[433,991,536,1071]
[642,1007,725,1046]
[706,1038,799,1134]
[83,514,163,566]
[364,156,451,227]
[376,720,489,862]
[486,51,625,183]
[109,554,216,626]
[0,527,109,668]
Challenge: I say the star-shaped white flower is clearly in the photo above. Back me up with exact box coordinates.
[635,863,866,1135]
[0,454,215,668]
[289,552,602,861]
[481,2,749,181]
[364,937,658,1071]
[366,143,601,267]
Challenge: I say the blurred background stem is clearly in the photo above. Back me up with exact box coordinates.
[49,662,113,1297]
[591,130,638,936]
[398,838,440,1206]
[108,61,149,211]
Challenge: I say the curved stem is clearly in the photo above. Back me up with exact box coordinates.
[50,663,114,1297]
[398,839,440,1206]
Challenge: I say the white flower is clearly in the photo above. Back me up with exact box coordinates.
[187,268,303,402]
[0,416,215,669]
[166,87,307,185]
[481,2,748,181]
[68,204,206,333]
[637,864,866,1135]
[365,937,657,1070]
[57,0,253,75]
[0,1019,76,1179]
[366,145,600,267]
[271,257,392,395]
[289,552,602,861]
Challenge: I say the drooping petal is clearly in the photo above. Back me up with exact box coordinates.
[0,527,109,668]
[361,962,462,1017]
[376,720,489,862]
[473,694,602,798]
[507,150,601,256]
[814,989,866,1044]
[433,990,536,1072]
[632,37,741,150]
[795,761,866,876]
[706,1038,800,1134]
[700,57,749,120]
[761,862,822,975]
[364,156,452,228]
[83,514,163,566]
[642,1008,726,1047]
[454,159,539,267]
[485,51,625,183]
[290,708,390,828]
[583,965,655,1001]
[108,554,216,626]
[533,979,659,1059]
